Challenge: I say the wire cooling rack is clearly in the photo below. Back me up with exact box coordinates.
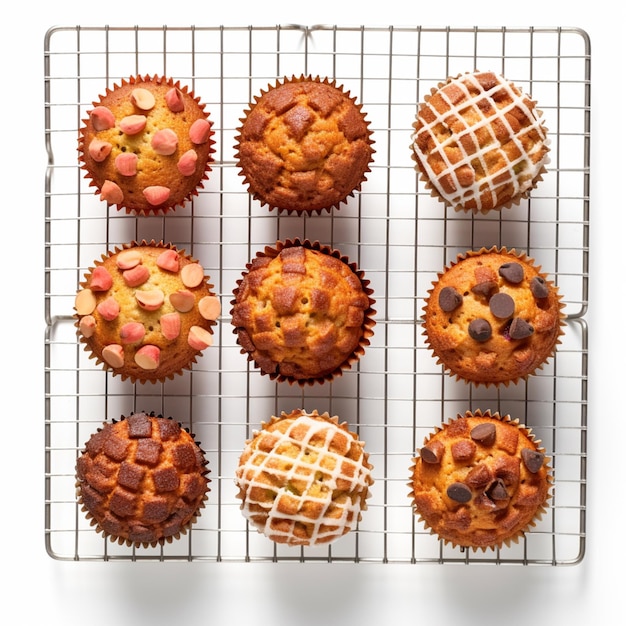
[44,24,590,564]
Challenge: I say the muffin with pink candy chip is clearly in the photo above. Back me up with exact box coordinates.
[74,240,221,383]
[79,75,215,215]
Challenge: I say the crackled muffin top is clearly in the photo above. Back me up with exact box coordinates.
[235,76,374,214]
[76,412,209,546]
[231,241,375,384]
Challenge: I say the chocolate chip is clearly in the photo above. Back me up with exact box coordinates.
[420,441,443,464]
[470,422,496,446]
[447,482,472,503]
[489,292,515,319]
[487,478,508,501]
[468,318,492,342]
[471,280,497,298]
[127,412,152,438]
[530,276,550,299]
[521,448,545,473]
[439,286,463,312]
[509,317,534,340]
[499,262,524,284]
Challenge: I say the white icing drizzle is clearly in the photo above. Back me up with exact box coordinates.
[235,413,371,545]
[412,72,549,211]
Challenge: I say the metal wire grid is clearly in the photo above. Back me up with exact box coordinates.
[44,25,590,564]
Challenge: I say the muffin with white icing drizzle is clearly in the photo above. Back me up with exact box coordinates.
[411,70,550,214]
[234,409,373,546]
[74,240,221,383]
[79,74,215,215]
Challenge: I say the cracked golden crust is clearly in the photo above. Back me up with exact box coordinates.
[230,239,375,385]
[409,410,551,550]
[235,75,374,214]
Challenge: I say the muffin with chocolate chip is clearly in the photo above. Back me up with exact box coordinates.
[235,409,373,545]
[79,74,215,215]
[422,246,565,386]
[230,239,376,385]
[76,411,210,547]
[234,75,374,214]
[409,409,551,551]
[74,240,221,383]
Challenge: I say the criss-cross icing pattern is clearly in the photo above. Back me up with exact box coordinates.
[412,71,550,213]
[235,412,372,545]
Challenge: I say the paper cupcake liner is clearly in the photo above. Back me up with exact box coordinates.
[74,239,220,384]
[78,74,215,216]
[410,71,550,214]
[408,409,552,552]
[235,408,373,546]
[234,75,375,215]
[76,411,210,548]
[422,246,566,387]
[230,238,376,386]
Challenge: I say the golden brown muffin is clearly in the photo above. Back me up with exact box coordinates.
[235,409,373,546]
[79,75,215,215]
[230,239,376,385]
[234,75,374,214]
[74,240,221,383]
[422,247,565,386]
[409,410,551,551]
[76,411,210,547]
[411,70,550,213]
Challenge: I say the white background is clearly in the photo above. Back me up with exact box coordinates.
[1,1,621,623]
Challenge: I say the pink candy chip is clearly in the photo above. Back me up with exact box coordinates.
[143,186,171,206]
[134,345,160,370]
[177,149,198,176]
[165,87,185,112]
[156,249,180,272]
[90,266,113,291]
[119,114,147,135]
[88,139,113,162]
[90,106,115,131]
[100,180,124,205]
[189,118,211,144]
[115,152,138,176]
[102,344,125,368]
[160,313,181,340]
[151,128,178,156]
[188,326,213,351]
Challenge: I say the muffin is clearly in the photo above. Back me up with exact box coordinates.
[411,70,550,213]
[230,239,376,385]
[234,75,374,214]
[409,409,552,551]
[422,246,565,386]
[74,240,221,383]
[76,411,210,547]
[79,74,215,215]
[234,409,373,546]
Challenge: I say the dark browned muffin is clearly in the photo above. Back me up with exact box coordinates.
[76,412,210,547]
[79,74,215,215]
[230,239,376,385]
[235,75,374,214]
